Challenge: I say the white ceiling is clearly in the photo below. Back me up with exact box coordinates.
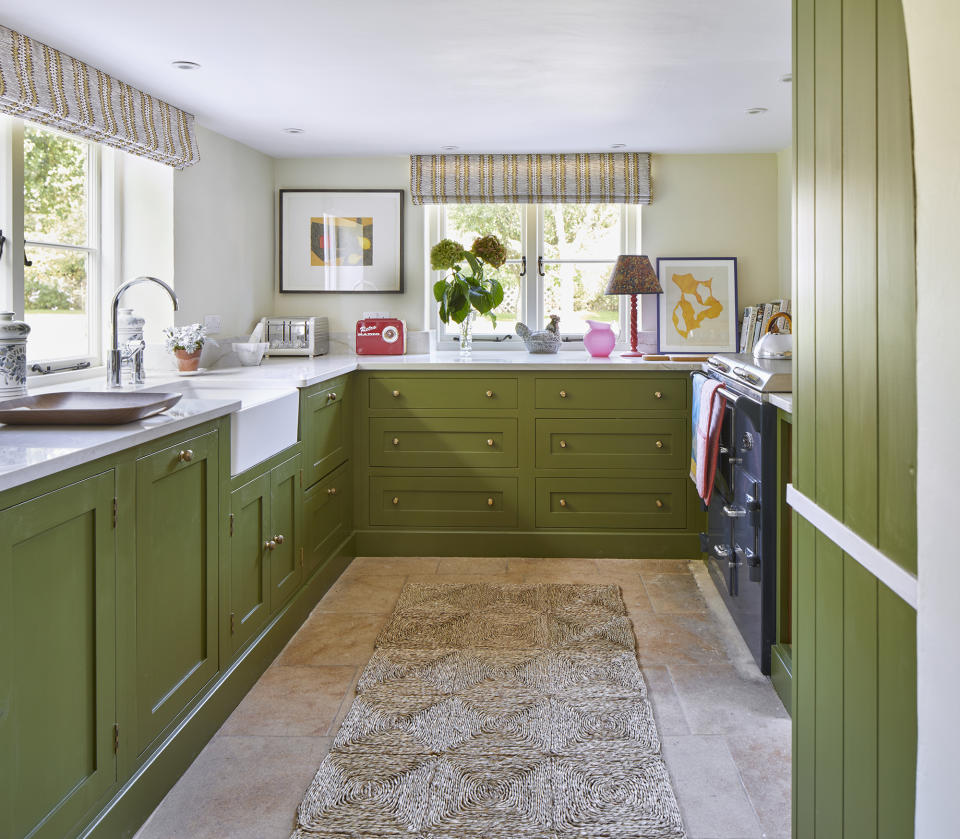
[0,0,791,158]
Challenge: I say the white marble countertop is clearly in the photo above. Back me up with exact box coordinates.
[0,351,702,494]
[768,392,794,413]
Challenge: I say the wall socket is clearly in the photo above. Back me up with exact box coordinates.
[203,314,222,333]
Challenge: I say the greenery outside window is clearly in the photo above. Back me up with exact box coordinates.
[432,203,640,348]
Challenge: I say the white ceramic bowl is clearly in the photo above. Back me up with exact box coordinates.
[233,342,269,366]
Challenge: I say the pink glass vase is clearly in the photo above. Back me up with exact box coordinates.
[584,320,616,357]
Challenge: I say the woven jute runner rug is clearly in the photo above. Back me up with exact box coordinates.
[291,582,686,838]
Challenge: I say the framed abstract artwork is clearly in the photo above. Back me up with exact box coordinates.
[656,257,739,354]
[279,189,404,293]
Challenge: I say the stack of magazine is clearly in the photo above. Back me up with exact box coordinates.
[739,299,791,353]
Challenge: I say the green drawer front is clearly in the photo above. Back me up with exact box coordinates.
[534,377,687,412]
[536,477,687,529]
[370,417,518,468]
[303,461,351,575]
[535,418,687,470]
[370,476,518,528]
[368,376,519,410]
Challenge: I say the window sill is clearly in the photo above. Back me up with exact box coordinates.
[26,364,105,388]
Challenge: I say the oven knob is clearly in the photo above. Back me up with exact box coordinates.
[740,432,754,451]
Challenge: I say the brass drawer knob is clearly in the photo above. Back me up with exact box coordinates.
[559,389,567,398]
[274,534,285,545]
[559,498,567,507]
[392,496,399,505]
[487,438,494,447]
[264,539,276,551]
[327,487,337,496]
[392,389,401,398]
[392,437,400,446]
[486,389,494,398]
[559,440,567,448]
[656,440,664,448]
[177,449,193,463]
[655,391,663,399]
[656,499,664,508]
[487,497,494,506]
[328,392,337,401]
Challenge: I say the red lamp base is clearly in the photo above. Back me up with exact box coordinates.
[620,293,646,359]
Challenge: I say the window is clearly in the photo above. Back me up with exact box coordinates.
[1,118,102,370]
[434,203,639,347]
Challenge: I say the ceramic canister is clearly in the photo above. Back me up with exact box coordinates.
[0,312,30,397]
[117,307,146,343]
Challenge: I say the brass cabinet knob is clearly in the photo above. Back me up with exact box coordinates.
[392,496,399,505]
[328,392,337,401]
[392,389,401,398]
[559,498,567,507]
[487,438,494,447]
[487,497,494,506]
[274,534,285,545]
[392,437,400,446]
[559,389,567,398]
[177,449,193,463]
[656,499,664,508]
[485,390,494,398]
[264,540,276,551]
[559,440,567,448]
[327,487,337,496]
[655,440,663,448]
[655,391,663,399]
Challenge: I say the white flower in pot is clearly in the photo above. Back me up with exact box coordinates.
[163,323,207,372]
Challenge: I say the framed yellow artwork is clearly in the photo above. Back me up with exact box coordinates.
[656,257,739,353]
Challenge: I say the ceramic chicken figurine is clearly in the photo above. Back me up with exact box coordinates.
[516,314,562,353]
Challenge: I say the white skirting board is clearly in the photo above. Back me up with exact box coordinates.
[786,484,918,610]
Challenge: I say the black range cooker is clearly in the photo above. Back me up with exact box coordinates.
[700,353,792,675]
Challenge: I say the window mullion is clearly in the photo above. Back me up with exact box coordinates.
[525,205,540,326]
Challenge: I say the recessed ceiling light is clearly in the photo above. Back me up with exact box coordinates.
[282,128,305,135]
[780,73,793,83]
[746,107,768,115]
[440,145,459,151]
[170,60,201,70]
[609,143,626,149]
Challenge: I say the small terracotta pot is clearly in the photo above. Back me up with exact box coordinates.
[174,348,202,372]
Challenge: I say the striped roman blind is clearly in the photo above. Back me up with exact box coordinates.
[0,25,199,169]
[410,152,651,205]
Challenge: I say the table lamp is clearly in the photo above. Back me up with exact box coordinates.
[604,255,662,357]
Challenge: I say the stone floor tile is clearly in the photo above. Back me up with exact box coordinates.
[668,664,790,735]
[219,665,356,737]
[134,735,332,839]
[643,571,710,613]
[595,557,693,575]
[277,612,385,666]
[405,572,527,585]
[641,664,691,735]
[660,734,763,839]
[319,574,407,613]
[436,556,509,574]
[507,557,599,579]
[630,610,729,666]
[725,722,792,838]
[342,556,439,576]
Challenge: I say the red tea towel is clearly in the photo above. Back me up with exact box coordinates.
[690,375,726,505]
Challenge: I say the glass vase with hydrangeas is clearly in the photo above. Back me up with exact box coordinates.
[163,322,207,372]
[431,235,506,356]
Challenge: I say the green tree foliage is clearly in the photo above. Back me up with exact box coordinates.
[23,125,89,312]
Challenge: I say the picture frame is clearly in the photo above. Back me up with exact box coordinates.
[279,189,404,293]
[656,257,739,354]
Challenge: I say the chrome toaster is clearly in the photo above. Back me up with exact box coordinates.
[260,316,330,356]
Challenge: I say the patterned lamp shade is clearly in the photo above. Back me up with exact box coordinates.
[604,255,662,295]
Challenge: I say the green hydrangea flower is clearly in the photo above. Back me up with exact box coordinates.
[471,235,507,269]
[430,238,467,271]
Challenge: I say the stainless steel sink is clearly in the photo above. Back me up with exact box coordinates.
[0,391,182,425]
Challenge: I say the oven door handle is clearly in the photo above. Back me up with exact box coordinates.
[717,387,741,405]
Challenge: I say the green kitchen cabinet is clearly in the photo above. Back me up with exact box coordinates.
[367,375,519,411]
[303,377,350,488]
[535,476,687,530]
[0,471,117,839]
[269,453,303,611]
[369,475,519,529]
[534,376,687,412]
[369,416,519,468]
[134,430,220,756]
[303,461,352,575]
[535,418,687,471]
[228,472,271,654]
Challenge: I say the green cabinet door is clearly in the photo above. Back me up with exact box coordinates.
[229,472,271,654]
[369,476,519,528]
[535,477,687,529]
[269,454,303,612]
[303,379,349,488]
[0,471,117,839]
[535,418,687,470]
[303,461,352,575]
[534,377,687,412]
[369,416,519,468]
[367,375,519,411]
[135,431,219,755]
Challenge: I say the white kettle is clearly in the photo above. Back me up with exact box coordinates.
[753,312,793,359]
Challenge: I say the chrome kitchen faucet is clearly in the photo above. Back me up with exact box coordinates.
[107,276,179,388]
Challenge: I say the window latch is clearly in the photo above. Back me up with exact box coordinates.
[0,228,5,260]
[537,256,545,277]
[24,241,32,267]
[518,255,526,277]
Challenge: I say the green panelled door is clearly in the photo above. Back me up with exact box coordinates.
[792,0,917,836]
[135,431,220,755]
[269,454,303,612]
[303,379,350,488]
[229,472,271,653]
[0,471,117,839]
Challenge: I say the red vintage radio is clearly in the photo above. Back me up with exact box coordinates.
[356,317,406,355]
